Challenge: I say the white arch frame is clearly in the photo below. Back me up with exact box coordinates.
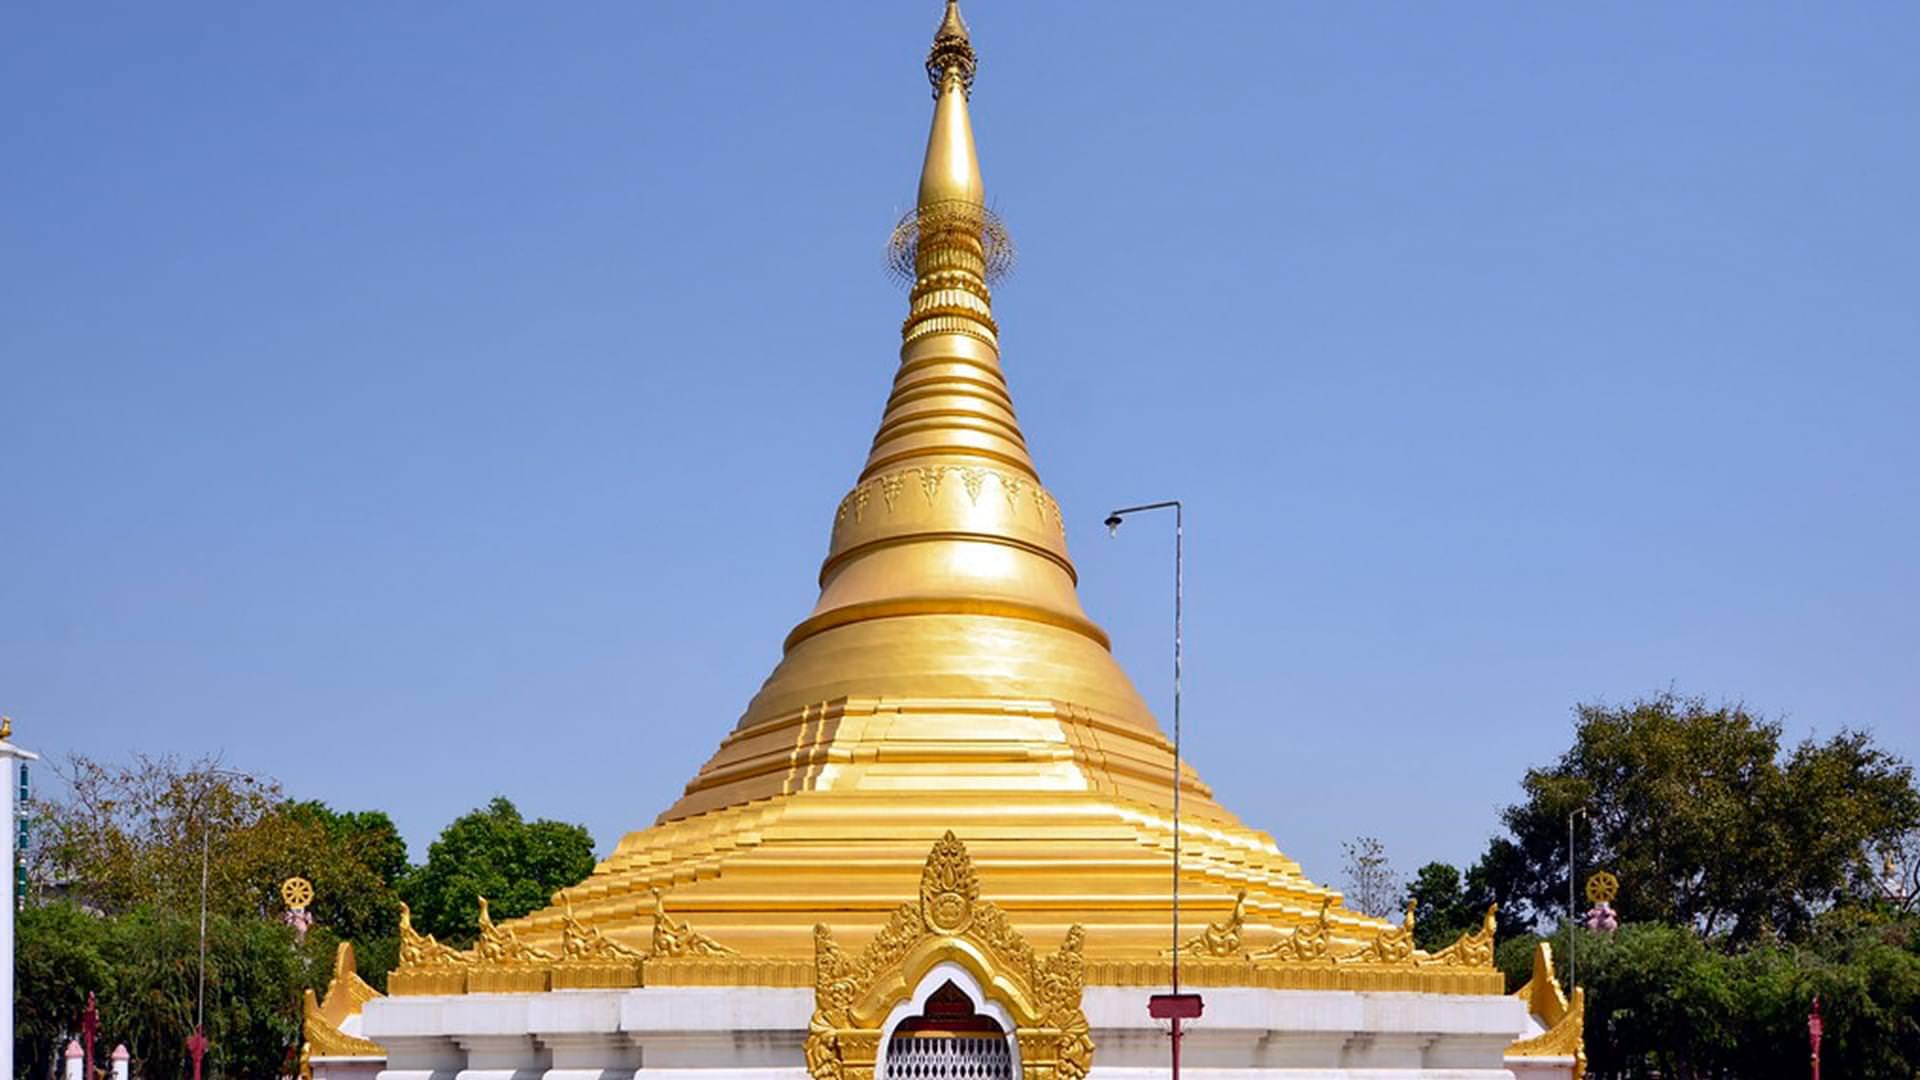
[876,960,1023,1079]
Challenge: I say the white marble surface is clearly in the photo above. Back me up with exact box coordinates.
[354,983,1551,1079]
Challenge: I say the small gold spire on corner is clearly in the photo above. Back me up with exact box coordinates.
[649,888,738,958]
[1168,889,1247,957]
[0,716,12,741]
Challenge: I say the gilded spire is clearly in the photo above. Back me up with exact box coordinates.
[628,4,1281,952]
[925,0,976,98]
[917,1,985,209]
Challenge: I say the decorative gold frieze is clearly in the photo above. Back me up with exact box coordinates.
[1424,905,1497,968]
[1250,897,1334,963]
[552,896,643,990]
[1085,892,1504,997]
[833,465,1064,535]
[389,902,470,996]
[649,887,739,958]
[805,831,1091,1080]
[468,896,555,993]
[1336,901,1418,965]
[1170,890,1247,957]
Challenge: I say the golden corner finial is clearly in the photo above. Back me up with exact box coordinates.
[925,0,976,96]
[0,716,12,741]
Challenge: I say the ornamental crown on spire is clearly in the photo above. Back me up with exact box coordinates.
[926,0,976,96]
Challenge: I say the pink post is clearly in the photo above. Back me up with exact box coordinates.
[1808,995,1823,1080]
[187,1025,209,1080]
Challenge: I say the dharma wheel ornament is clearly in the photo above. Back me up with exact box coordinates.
[1583,871,1618,906]
[282,876,316,943]
[1582,871,1619,934]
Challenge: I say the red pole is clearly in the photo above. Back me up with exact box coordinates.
[1149,992,1201,1078]
[1171,1016,1182,1079]
[80,992,99,1079]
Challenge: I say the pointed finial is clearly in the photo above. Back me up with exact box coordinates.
[926,0,976,96]
[0,716,11,740]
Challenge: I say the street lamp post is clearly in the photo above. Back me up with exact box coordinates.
[1104,500,1203,1076]
[1568,806,1587,992]
[186,768,249,1080]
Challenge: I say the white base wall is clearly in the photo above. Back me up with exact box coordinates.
[354,984,1538,1079]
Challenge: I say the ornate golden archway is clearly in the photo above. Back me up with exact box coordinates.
[805,831,1092,1080]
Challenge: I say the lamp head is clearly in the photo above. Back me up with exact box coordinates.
[1104,513,1123,536]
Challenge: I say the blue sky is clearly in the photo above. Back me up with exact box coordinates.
[3,3,1915,887]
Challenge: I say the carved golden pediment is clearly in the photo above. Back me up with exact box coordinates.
[805,831,1092,1080]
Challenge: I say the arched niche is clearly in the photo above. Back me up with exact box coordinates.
[877,964,1019,1079]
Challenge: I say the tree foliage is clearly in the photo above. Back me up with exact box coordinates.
[32,755,410,944]
[15,901,338,1080]
[1476,694,1919,941]
[1405,861,1483,951]
[16,759,596,1078]
[399,796,596,944]
[1494,915,1920,1079]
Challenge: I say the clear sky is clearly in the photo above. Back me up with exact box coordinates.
[3,3,1915,886]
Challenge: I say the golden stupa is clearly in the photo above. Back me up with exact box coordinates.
[389,5,1504,998]
[322,12,1564,1076]
[493,0,1369,966]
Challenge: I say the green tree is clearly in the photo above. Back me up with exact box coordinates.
[1532,915,1920,1079]
[14,901,112,1079]
[400,797,596,944]
[1406,862,1485,951]
[276,801,408,943]
[33,754,285,918]
[13,903,338,1080]
[1480,694,1919,941]
[21,755,415,1078]
[33,755,409,944]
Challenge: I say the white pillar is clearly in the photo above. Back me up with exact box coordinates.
[63,1040,82,1080]
[1,727,40,1080]
[111,1044,131,1080]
